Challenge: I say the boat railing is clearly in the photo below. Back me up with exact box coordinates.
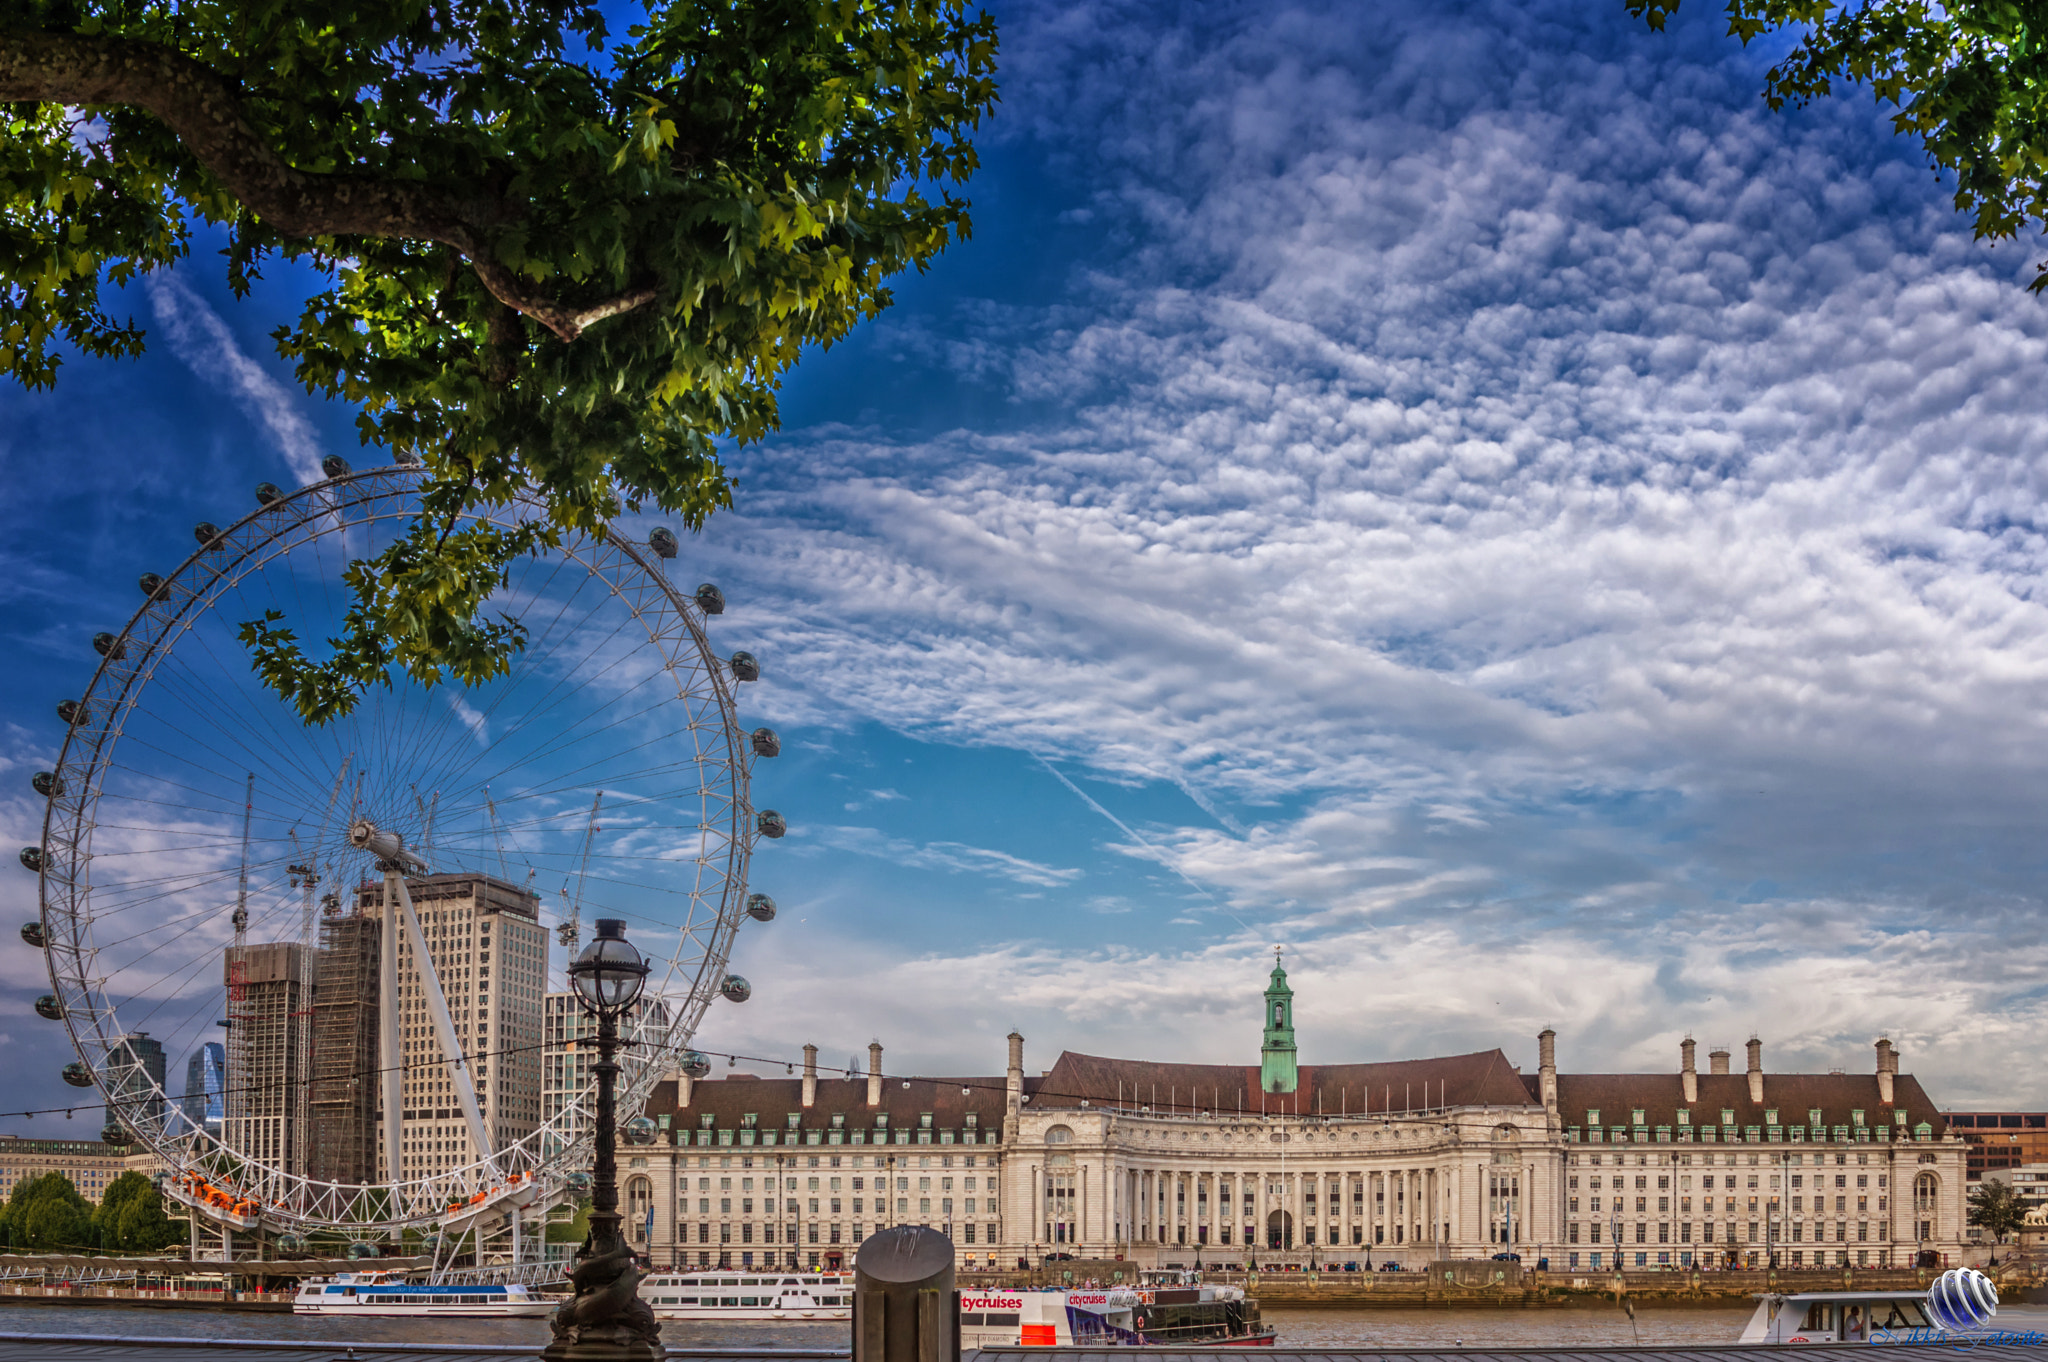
[428,1261,563,1287]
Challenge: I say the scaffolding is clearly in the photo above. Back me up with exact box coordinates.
[223,942,310,1177]
[308,910,380,1186]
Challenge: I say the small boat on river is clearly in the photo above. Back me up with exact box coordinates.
[637,1269,852,1320]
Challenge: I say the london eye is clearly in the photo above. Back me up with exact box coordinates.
[20,462,777,1251]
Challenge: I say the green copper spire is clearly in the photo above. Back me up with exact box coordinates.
[1261,948,1298,1094]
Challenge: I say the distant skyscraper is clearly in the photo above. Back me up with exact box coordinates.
[183,1042,225,1137]
[105,1032,166,1138]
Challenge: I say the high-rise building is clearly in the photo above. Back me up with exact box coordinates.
[182,1042,224,1138]
[223,942,311,1174]
[543,991,670,1162]
[309,909,381,1185]
[361,873,547,1181]
[104,1032,166,1139]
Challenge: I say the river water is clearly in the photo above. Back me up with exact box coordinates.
[0,1302,1755,1349]
[1,1301,2042,1350]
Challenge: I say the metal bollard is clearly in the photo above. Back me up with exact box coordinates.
[854,1226,959,1362]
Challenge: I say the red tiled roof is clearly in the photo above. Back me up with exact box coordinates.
[1029,1049,1536,1114]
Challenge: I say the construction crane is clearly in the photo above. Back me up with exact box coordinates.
[230,772,254,947]
[557,792,603,980]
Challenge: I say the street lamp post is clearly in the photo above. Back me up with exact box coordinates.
[543,919,663,1362]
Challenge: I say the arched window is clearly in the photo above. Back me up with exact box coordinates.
[1044,1124,1074,1144]
[1914,1172,1938,1213]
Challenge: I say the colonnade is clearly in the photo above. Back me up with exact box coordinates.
[1110,1165,1444,1254]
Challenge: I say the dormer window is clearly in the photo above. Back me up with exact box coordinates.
[1851,1109,1865,1127]
[1721,1109,1735,1125]
[1809,1108,1823,1127]
[1765,1109,1778,1126]
[1631,1108,1645,1126]
[831,1113,845,1129]
[1676,1108,1691,1126]
[1587,1109,1601,1126]
[920,1112,933,1129]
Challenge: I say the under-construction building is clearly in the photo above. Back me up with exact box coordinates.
[308,911,380,1185]
[222,942,310,1174]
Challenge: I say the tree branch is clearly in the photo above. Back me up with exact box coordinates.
[0,29,657,341]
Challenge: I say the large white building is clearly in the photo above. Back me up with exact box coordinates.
[366,873,550,1180]
[624,957,1972,1272]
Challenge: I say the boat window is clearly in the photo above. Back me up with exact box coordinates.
[721,1297,739,1306]
[1801,1303,1834,1331]
[960,1313,986,1325]
[741,1297,761,1307]
[986,1311,1019,1325]
[782,1277,801,1285]
[1876,1302,1929,1330]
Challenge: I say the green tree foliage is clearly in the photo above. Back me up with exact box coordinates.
[0,1170,92,1251]
[1628,0,2048,291]
[92,1170,181,1253]
[1,0,998,720]
[1968,1177,2026,1242]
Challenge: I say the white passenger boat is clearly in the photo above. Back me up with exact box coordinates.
[638,1270,852,1320]
[293,1269,554,1316]
[1737,1290,1940,1344]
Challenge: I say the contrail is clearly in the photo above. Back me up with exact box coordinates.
[1033,755,1263,938]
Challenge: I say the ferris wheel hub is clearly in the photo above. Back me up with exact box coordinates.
[349,819,426,870]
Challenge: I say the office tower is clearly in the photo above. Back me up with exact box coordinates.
[360,873,546,1181]
[105,1032,166,1138]
[542,992,670,1162]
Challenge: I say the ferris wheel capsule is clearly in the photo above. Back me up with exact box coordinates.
[745,893,776,922]
[721,975,752,1003]
[648,527,679,559]
[61,1062,92,1088]
[55,699,87,726]
[678,1050,711,1079]
[138,573,169,601]
[750,728,780,758]
[31,771,60,798]
[254,482,282,506]
[730,651,760,682]
[624,1116,658,1145]
[320,455,351,479]
[193,522,223,549]
[19,847,43,873]
[92,632,126,660]
[695,583,726,615]
[101,1121,128,1145]
[20,921,44,949]
[756,810,786,839]
[33,995,61,1020]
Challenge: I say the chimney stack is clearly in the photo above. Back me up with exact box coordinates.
[1006,1030,1025,1141]
[1537,1028,1558,1113]
[1709,1046,1731,1075]
[1746,1036,1764,1105]
[1875,1037,1895,1105]
[802,1043,818,1108]
[866,1041,884,1107]
[1681,1036,1698,1105]
[679,1071,693,1106]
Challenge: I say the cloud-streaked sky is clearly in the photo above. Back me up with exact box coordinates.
[5,0,2047,1125]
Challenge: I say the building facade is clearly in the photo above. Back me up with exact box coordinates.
[104,1033,166,1140]
[0,1136,164,1204]
[621,958,1973,1271]
[542,992,671,1164]
[1946,1112,2048,1181]
[367,873,549,1180]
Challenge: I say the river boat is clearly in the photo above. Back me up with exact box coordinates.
[1737,1290,1941,1345]
[960,1285,1276,1347]
[292,1270,554,1316]
[637,1269,852,1320]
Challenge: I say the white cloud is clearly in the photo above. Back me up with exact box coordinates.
[661,0,2048,1100]
[145,275,326,484]
[807,825,1083,889]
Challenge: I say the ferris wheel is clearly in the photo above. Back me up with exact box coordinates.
[20,462,778,1242]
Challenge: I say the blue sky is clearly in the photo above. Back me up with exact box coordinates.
[5,0,2048,1127]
